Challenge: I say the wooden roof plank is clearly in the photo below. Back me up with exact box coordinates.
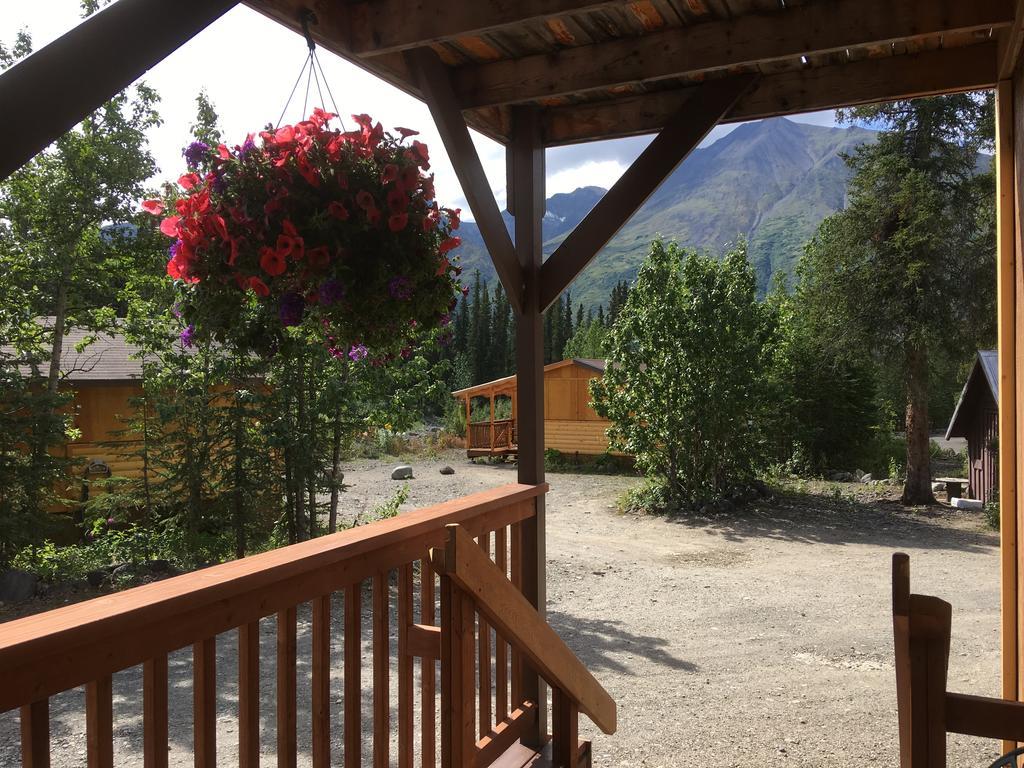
[542,41,999,144]
[453,0,1012,108]
[349,0,631,56]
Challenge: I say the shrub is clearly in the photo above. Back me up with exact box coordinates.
[985,491,1000,531]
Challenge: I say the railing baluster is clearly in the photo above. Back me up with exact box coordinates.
[344,583,362,768]
[312,595,331,768]
[552,688,579,768]
[144,655,169,768]
[239,621,260,768]
[398,563,414,768]
[86,675,113,768]
[421,561,437,768]
[440,573,475,768]
[494,526,509,723]
[373,572,390,768]
[478,533,492,738]
[194,637,217,768]
[277,607,297,768]
[510,521,523,706]
[20,698,50,768]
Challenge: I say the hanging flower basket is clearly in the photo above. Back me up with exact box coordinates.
[144,109,463,359]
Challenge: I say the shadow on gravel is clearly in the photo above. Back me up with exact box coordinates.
[547,610,697,674]
[662,490,997,554]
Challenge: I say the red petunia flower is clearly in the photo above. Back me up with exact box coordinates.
[381,164,399,184]
[356,190,376,211]
[366,206,381,226]
[178,173,201,191]
[409,140,429,169]
[388,212,409,232]
[248,276,270,297]
[439,236,461,254]
[307,245,330,268]
[160,216,181,238]
[328,201,350,221]
[260,246,287,276]
[387,187,407,214]
[400,164,419,191]
[395,126,419,139]
[142,199,164,215]
[217,144,231,160]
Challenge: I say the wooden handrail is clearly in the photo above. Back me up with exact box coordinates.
[945,692,1024,742]
[430,523,617,735]
[0,482,546,713]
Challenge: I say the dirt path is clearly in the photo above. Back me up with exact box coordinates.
[0,452,1001,766]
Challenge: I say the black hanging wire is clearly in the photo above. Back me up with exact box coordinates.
[275,10,346,131]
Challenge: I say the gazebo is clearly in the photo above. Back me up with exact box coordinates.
[2,1,1024,767]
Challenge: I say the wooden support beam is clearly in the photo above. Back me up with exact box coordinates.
[543,42,999,145]
[539,74,756,310]
[348,0,624,57]
[510,105,547,747]
[995,80,1018,758]
[407,47,523,314]
[456,0,1011,109]
[998,0,1024,79]
[0,0,236,181]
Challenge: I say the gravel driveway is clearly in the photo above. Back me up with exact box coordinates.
[0,451,1001,767]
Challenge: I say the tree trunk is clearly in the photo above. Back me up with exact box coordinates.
[47,275,69,394]
[902,341,935,505]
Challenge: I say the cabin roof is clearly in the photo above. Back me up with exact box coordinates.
[945,349,998,440]
[452,358,606,397]
[245,0,1008,147]
[3,319,144,384]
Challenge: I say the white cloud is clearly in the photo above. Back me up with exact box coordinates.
[547,159,628,195]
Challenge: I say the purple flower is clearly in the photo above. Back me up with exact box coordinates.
[211,168,227,193]
[239,136,257,160]
[171,302,182,319]
[168,239,182,259]
[388,275,413,301]
[179,324,196,348]
[439,312,451,327]
[319,278,345,306]
[278,292,305,327]
[183,141,210,169]
[348,343,368,362]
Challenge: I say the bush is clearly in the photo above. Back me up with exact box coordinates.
[618,478,675,516]
[985,491,1000,531]
[592,240,775,507]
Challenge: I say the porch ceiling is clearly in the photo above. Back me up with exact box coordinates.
[245,0,1013,146]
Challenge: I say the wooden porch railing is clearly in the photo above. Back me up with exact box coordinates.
[0,483,565,768]
[430,524,616,767]
[892,552,1024,767]
[467,419,516,452]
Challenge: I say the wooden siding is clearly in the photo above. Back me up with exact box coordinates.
[545,419,616,455]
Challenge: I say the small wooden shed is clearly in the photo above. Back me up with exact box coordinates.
[946,350,999,503]
[452,358,614,458]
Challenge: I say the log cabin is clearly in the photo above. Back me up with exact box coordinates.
[3,1,1024,766]
[453,358,616,458]
[946,350,1000,503]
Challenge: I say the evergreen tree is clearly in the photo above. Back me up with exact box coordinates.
[800,94,995,504]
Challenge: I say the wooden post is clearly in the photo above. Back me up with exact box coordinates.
[996,79,1019,753]
[489,393,496,451]
[511,104,547,746]
[464,396,471,449]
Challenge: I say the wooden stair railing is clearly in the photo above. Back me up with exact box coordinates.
[430,524,616,768]
[892,552,1024,768]
[1,483,547,768]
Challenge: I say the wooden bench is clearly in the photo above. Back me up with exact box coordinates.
[935,477,969,499]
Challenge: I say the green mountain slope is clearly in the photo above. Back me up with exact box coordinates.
[455,117,878,307]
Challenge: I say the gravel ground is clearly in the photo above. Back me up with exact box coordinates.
[0,450,1001,767]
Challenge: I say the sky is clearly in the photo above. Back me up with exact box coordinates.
[2,2,840,217]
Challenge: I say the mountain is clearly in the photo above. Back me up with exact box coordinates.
[453,117,878,308]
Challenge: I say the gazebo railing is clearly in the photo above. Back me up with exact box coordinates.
[1,483,548,767]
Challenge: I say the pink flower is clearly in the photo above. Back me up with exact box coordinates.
[142,199,164,215]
